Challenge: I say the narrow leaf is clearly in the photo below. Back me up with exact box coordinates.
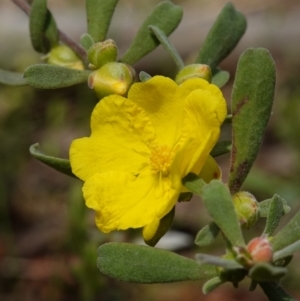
[249,262,287,282]
[120,1,183,65]
[195,3,246,70]
[144,206,175,247]
[271,211,300,252]
[260,282,297,301]
[97,242,217,283]
[0,69,27,86]
[263,195,284,236]
[273,240,300,262]
[201,180,245,247]
[195,253,243,269]
[29,143,77,178]
[212,70,230,88]
[210,140,231,157]
[259,196,290,217]
[229,48,276,194]
[86,0,119,42]
[149,25,184,70]
[30,0,58,53]
[80,33,95,51]
[202,277,224,294]
[182,173,206,196]
[24,64,90,89]
[139,71,152,82]
[195,222,220,247]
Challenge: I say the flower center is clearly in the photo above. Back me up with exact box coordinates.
[149,144,174,176]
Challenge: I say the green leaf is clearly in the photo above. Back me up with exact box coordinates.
[196,253,243,269]
[195,3,246,70]
[24,64,90,89]
[271,211,300,252]
[139,71,152,82]
[202,277,224,294]
[259,196,290,217]
[0,69,27,86]
[212,70,230,88]
[260,282,297,301]
[229,48,276,194]
[86,0,119,42]
[273,240,300,262]
[263,195,284,236]
[148,25,184,70]
[120,1,183,65]
[249,262,287,282]
[97,242,217,283]
[182,173,206,196]
[210,140,231,157]
[144,206,175,247]
[29,143,77,178]
[29,0,59,53]
[195,222,220,247]
[201,180,245,247]
[80,33,95,51]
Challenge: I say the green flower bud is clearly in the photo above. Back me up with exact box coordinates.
[232,191,259,229]
[46,45,84,70]
[88,39,118,70]
[247,237,273,263]
[88,62,135,98]
[175,64,212,85]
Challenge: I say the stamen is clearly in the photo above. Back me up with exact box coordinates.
[149,144,174,176]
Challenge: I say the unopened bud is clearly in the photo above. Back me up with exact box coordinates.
[232,191,259,229]
[247,237,273,263]
[175,64,212,85]
[46,45,84,70]
[88,62,135,98]
[88,39,118,69]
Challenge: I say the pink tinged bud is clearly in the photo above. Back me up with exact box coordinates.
[175,64,212,85]
[247,237,273,263]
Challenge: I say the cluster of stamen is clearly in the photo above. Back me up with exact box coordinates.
[149,144,174,176]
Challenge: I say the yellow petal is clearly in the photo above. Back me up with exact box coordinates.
[142,217,160,241]
[70,94,156,181]
[198,155,221,183]
[82,171,181,233]
[128,76,185,146]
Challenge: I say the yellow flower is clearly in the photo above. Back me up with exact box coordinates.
[69,76,227,240]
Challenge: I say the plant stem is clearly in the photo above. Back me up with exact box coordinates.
[259,282,297,301]
[11,0,87,60]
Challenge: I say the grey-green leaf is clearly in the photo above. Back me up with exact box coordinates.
[139,71,152,82]
[212,70,230,88]
[148,25,184,70]
[249,262,287,282]
[210,140,231,157]
[271,210,300,252]
[182,173,206,196]
[202,277,224,294]
[259,196,290,218]
[29,0,59,53]
[273,240,300,262]
[195,3,246,70]
[263,195,284,236]
[201,180,245,247]
[195,222,220,247]
[229,48,276,194]
[144,206,175,247]
[0,69,27,86]
[196,253,243,269]
[97,242,217,283]
[86,0,119,42]
[80,33,95,51]
[29,143,77,179]
[260,282,297,301]
[24,65,90,89]
[120,1,183,65]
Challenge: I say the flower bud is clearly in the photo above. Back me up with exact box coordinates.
[88,62,135,98]
[88,39,118,69]
[46,45,84,70]
[232,191,259,229]
[175,64,212,85]
[247,237,273,263]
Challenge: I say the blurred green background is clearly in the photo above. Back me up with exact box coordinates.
[1,0,300,300]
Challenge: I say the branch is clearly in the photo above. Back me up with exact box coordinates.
[259,282,297,301]
[11,0,87,60]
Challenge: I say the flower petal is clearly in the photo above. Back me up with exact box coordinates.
[82,171,180,233]
[198,155,221,183]
[70,94,156,181]
[128,76,185,146]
